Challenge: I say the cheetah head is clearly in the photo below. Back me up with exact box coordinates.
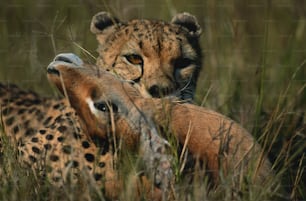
[90,11,202,101]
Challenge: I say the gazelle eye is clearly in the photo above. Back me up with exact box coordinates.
[94,102,108,112]
[94,102,118,113]
[124,54,143,66]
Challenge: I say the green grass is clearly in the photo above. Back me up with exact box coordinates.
[0,125,297,201]
[0,0,305,200]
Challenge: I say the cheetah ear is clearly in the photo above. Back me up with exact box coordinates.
[171,12,202,37]
[90,11,120,34]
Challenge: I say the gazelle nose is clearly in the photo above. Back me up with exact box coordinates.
[46,65,60,75]
[53,53,83,66]
[47,53,84,75]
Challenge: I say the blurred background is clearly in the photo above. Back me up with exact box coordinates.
[0,0,305,199]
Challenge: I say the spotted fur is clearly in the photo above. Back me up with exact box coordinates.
[91,12,202,101]
[0,83,121,199]
[0,11,204,200]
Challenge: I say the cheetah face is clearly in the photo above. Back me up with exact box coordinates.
[90,12,202,101]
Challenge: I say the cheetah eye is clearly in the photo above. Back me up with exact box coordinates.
[174,58,193,69]
[124,54,143,66]
[94,102,118,113]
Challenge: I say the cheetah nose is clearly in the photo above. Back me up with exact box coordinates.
[148,85,160,97]
[148,85,171,98]
[54,53,83,66]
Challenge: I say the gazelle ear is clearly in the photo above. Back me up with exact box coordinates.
[90,11,120,34]
[171,12,202,37]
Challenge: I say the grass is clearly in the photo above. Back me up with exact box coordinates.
[0,123,297,201]
[0,0,305,200]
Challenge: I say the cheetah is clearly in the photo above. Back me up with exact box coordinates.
[1,11,203,199]
[90,11,202,101]
[0,54,172,201]
[47,53,273,188]
[1,11,202,149]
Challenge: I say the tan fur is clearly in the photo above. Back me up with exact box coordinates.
[47,60,173,191]
[135,99,272,184]
[90,11,202,101]
[49,61,272,187]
